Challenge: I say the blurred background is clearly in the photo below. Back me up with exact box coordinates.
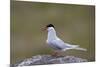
[11,1,95,64]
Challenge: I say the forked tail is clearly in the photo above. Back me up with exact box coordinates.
[63,43,87,51]
[74,47,87,51]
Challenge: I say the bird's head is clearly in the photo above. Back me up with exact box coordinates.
[46,24,55,28]
[42,24,55,31]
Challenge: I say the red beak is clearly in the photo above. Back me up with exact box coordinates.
[41,27,47,31]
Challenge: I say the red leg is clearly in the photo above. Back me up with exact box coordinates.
[51,50,63,57]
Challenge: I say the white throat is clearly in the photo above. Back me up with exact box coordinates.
[47,27,57,41]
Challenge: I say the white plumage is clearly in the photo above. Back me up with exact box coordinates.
[46,27,87,52]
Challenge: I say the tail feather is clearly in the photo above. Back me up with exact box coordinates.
[65,43,79,48]
[74,47,87,51]
[63,43,87,51]
[62,47,87,51]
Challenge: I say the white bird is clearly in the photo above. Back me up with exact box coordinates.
[44,24,87,56]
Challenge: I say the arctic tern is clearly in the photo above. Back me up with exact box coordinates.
[44,24,87,56]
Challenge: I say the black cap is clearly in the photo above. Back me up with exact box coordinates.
[46,24,55,28]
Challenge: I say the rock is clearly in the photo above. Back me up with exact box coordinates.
[15,55,87,67]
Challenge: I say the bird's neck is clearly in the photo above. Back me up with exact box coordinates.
[47,27,57,41]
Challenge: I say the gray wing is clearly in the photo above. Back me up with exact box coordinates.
[50,39,71,50]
